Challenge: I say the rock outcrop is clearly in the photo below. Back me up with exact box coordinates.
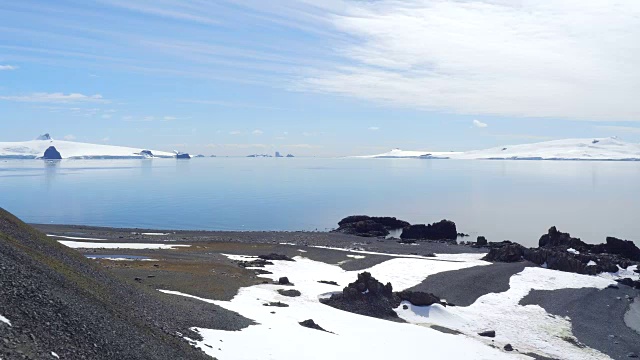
[334,216,410,237]
[321,272,445,321]
[483,227,638,275]
[321,272,400,320]
[400,220,457,241]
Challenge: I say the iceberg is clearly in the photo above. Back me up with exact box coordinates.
[0,134,177,159]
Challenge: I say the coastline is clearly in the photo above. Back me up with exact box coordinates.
[21,223,640,359]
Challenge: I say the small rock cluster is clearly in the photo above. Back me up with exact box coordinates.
[321,272,445,321]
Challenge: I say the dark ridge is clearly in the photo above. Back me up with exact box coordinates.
[0,207,251,360]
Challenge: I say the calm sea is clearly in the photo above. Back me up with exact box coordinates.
[1,158,639,247]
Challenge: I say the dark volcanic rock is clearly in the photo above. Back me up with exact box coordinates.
[259,253,294,261]
[299,319,331,333]
[483,244,525,262]
[278,277,291,285]
[334,215,410,237]
[504,344,514,351]
[338,216,409,229]
[478,330,496,338]
[236,258,273,268]
[476,236,488,246]
[321,272,400,321]
[263,302,289,307]
[400,220,457,241]
[318,280,339,286]
[615,278,640,289]
[604,237,640,261]
[539,226,588,249]
[278,289,301,297]
[42,146,62,160]
[483,227,637,276]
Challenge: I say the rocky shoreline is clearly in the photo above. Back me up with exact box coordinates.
[2,213,638,359]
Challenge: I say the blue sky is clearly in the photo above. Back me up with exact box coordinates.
[1,0,639,156]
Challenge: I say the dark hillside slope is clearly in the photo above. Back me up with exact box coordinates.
[0,208,244,359]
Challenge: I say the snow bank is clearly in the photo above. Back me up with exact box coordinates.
[160,254,513,360]
[47,234,108,241]
[58,241,190,250]
[360,137,640,161]
[161,252,618,360]
[0,136,175,159]
[0,314,11,326]
[85,256,158,261]
[398,267,614,360]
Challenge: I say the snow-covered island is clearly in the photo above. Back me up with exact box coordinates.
[359,137,640,161]
[0,134,188,159]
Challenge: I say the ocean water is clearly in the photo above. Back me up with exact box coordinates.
[1,158,639,247]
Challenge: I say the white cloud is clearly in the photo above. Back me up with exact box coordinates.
[300,0,640,121]
[163,116,177,121]
[368,126,380,131]
[63,134,76,141]
[102,137,110,143]
[122,115,133,121]
[595,125,640,135]
[472,119,488,128]
[252,129,264,135]
[0,92,107,103]
[229,130,242,135]
[0,65,17,71]
[143,116,155,121]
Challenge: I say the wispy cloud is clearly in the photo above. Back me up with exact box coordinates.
[252,129,264,135]
[229,130,242,135]
[368,126,380,131]
[472,120,488,128]
[63,134,76,141]
[0,65,18,71]
[163,116,177,121]
[0,92,106,103]
[299,0,640,121]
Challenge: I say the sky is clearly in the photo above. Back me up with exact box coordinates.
[1,0,639,156]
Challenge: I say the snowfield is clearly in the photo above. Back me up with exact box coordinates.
[361,137,640,161]
[162,252,617,360]
[0,135,175,159]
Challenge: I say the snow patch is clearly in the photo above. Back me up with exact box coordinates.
[346,255,366,259]
[0,314,11,326]
[58,241,190,250]
[141,232,171,236]
[160,253,511,360]
[598,265,639,281]
[398,267,613,360]
[51,352,60,359]
[47,234,108,241]
[86,256,158,261]
[567,248,580,255]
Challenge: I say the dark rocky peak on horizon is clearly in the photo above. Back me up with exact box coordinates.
[36,133,52,141]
